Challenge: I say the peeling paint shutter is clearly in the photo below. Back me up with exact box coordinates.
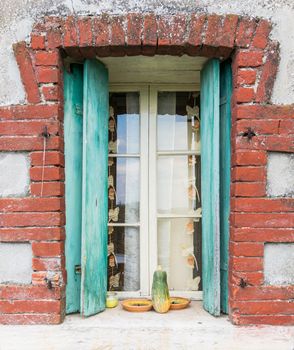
[64,64,83,314]
[200,59,221,316]
[81,60,109,316]
[220,60,232,314]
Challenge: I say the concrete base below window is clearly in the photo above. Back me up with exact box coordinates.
[1,302,293,349]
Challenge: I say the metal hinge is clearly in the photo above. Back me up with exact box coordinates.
[75,265,81,274]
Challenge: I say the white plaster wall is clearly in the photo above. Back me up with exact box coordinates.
[267,152,294,197]
[0,0,294,106]
[264,243,294,285]
[0,243,32,284]
[0,153,30,197]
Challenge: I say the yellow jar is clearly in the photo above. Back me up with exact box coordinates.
[106,292,119,308]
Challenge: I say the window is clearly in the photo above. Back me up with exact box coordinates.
[107,85,202,299]
[64,58,232,317]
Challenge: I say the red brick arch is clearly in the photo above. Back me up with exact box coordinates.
[0,13,293,326]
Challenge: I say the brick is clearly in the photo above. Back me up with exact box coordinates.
[231,271,264,285]
[31,35,46,50]
[233,198,294,213]
[47,29,62,49]
[31,151,64,166]
[0,285,62,300]
[35,51,59,66]
[142,14,157,54]
[30,166,64,181]
[256,42,280,103]
[93,15,110,47]
[42,85,59,101]
[32,257,63,271]
[234,50,263,67]
[170,15,187,47]
[44,17,63,49]
[0,136,61,151]
[0,120,60,136]
[0,227,65,242]
[0,198,63,212]
[234,213,294,228]
[231,285,294,301]
[233,182,266,197]
[0,300,61,314]
[230,242,264,257]
[236,135,294,153]
[236,119,279,135]
[234,150,267,166]
[13,42,40,104]
[279,120,294,135]
[157,16,173,48]
[0,104,59,120]
[231,300,294,315]
[0,212,64,227]
[110,16,125,47]
[217,15,239,48]
[0,313,62,325]
[187,14,206,52]
[232,227,294,242]
[36,67,59,83]
[203,14,222,47]
[234,315,294,326]
[78,17,93,46]
[235,18,256,47]
[231,167,266,182]
[32,241,64,257]
[234,87,255,103]
[125,14,142,55]
[231,257,263,272]
[236,105,294,120]
[252,19,271,50]
[30,182,64,197]
[236,69,257,86]
[63,16,78,47]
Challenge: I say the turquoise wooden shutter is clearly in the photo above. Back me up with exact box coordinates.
[200,59,221,316]
[81,60,109,316]
[220,61,232,314]
[64,64,83,314]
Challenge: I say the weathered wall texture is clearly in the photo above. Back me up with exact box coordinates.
[1,0,294,106]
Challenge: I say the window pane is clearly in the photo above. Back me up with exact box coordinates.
[108,226,140,291]
[157,218,202,291]
[157,92,200,152]
[109,92,140,154]
[157,155,201,215]
[108,157,140,223]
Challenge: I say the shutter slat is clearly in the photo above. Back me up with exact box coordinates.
[200,59,221,316]
[64,64,84,314]
[81,60,109,316]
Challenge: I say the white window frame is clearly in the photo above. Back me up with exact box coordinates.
[109,84,149,298]
[109,84,202,300]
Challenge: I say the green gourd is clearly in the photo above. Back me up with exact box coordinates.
[152,266,171,313]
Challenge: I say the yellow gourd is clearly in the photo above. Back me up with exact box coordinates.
[151,266,171,313]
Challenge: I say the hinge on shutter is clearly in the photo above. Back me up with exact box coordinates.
[74,104,83,116]
[75,265,81,274]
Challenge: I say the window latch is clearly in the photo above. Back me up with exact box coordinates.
[75,265,81,274]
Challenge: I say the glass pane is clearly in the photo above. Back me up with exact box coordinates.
[109,92,140,154]
[157,91,200,152]
[108,157,140,223]
[157,218,202,291]
[157,155,201,215]
[108,226,140,291]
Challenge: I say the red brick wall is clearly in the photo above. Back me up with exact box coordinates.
[0,13,293,325]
